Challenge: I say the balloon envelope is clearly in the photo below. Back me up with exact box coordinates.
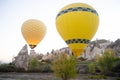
[56,3,99,57]
[21,19,46,49]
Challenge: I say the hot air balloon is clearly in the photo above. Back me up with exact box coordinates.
[56,3,99,57]
[21,19,46,49]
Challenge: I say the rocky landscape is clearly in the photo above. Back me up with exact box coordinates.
[0,39,120,80]
[13,39,120,70]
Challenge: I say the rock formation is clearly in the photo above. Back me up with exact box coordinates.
[107,39,120,56]
[13,39,120,70]
[82,39,111,60]
[29,50,37,59]
[14,44,29,70]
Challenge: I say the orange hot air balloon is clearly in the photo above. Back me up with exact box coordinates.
[56,3,99,57]
[21,19,46,49]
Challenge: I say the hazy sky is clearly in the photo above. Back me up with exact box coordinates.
[0,0,120,62]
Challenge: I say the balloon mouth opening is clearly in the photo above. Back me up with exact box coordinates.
[65,38,89,57]
[29,44,37,49]
[72,49,84,57]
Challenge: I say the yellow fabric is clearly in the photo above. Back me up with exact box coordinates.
[21,19,46,49]
[56,3,99,57]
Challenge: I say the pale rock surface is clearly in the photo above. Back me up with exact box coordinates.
[14,44,29,70]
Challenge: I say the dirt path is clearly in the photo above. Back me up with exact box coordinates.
[0,73,118,80]
[0,73,58,80]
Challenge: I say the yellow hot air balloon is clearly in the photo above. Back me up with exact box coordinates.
[56,3,99,57]
[21,19,46,49]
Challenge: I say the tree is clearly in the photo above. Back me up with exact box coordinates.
[29,58,39,69]
[52,53,77,80]
[97,49,116,74]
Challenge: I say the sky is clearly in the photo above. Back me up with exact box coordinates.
[0,0,120,63]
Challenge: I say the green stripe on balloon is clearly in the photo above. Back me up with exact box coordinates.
[57,7,98,18]
[65,39,90,44]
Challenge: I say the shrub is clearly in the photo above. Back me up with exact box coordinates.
[0,63,25,72]
[0,64,14,72]
[97,49,117,75]
[40,63,52,72]
[52,53,77,80]
[116,77,120,80]
[88,62,95,75]
[29,58,39,69]
[112,58,120,72]
[87,75,107,79]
